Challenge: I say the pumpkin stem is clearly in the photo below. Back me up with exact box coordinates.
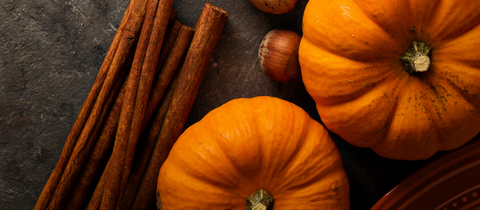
[401,41,432,74]
[246,188,275,210]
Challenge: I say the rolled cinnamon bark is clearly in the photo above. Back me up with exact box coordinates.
[131,3,229,209]
[34,0,144,209]
[121,22,194,210]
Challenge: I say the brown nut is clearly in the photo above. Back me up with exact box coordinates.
[258,29,301,82]
[247,0,298,14]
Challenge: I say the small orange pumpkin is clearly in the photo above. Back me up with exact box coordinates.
[299,0,480,160]
[157,96,349,209]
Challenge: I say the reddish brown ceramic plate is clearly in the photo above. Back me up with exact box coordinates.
[371,138,480,210]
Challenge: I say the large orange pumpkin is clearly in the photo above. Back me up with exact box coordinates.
[299,0,480,160]
[157,96,349,209]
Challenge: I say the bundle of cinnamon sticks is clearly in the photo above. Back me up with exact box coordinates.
[34,0,228,209]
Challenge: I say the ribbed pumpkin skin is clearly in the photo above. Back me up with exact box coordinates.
[157,96,349,209]
[299,0,480,160]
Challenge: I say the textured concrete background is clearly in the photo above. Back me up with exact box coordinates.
[0,0,447,209]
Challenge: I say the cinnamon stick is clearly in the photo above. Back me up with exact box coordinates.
[65,9,178,210]
[120,23,194,210]
[34,1,142,209]
[131,3,228,209]
[84,154,111,210]
[155,19,182,75]
[169,8,177,24]
[65,82,126,210]
[140,20,187,131]
[117,0,174,208]
[94,19,181,209]
[46,58,129,210]
[57,0,148,206]
[67,0,148,209]
[120,73,177,210]
[99,0,173,209]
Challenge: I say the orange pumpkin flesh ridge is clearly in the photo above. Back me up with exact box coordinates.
[157,96,349,209]
[299,0,480,160]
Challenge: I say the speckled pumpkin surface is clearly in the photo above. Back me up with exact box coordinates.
[299,0,480,160]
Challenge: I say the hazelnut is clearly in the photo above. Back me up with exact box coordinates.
[258,29,301,82]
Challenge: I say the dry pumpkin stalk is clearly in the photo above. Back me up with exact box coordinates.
[130,3,229,209]
[121,22,194,210]
[33,0,143,209]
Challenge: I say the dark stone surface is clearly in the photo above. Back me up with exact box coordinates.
[0,0,445,209]
[1,0,129,209]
